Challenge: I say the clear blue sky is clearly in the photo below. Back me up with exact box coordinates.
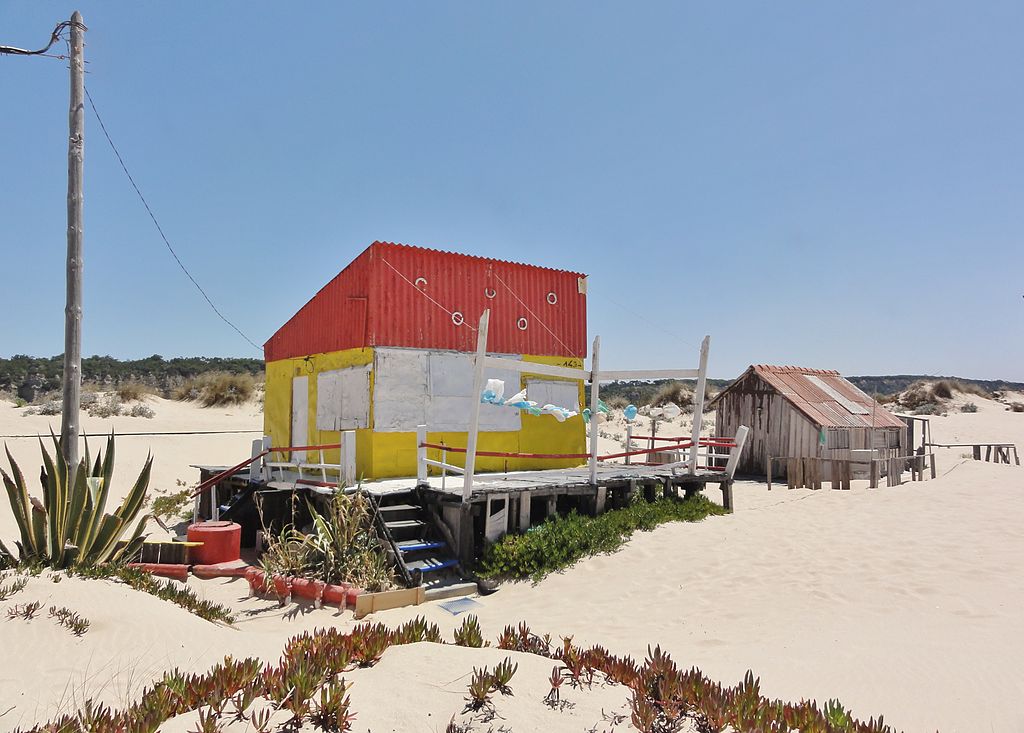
[2,2,1022,380]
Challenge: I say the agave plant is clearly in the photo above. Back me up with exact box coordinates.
[0,434,152,569]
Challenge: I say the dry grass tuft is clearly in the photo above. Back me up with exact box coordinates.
[173,372,256,407]
[650,382,693,409]
[115,382,154,402]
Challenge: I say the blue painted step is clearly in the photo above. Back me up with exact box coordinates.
[397,539,446,553]
[405,557,459,573]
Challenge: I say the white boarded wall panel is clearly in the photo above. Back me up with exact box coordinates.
[427,352,521,432]
[316,366,370,431]
[526,379,580,412]
[373,350,428,431]
[372,348,521,433]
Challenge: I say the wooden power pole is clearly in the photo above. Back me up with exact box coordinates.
[61,10,85,477]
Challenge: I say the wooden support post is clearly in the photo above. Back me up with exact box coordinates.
[1013,447,1020,466]
[626,478,637,504]
[624,423,633,466]
[687,335,711,474]
[985,445,992,462]
[766,456,773,491]
[842,460,851,490]
[869,460,879,489]
[787,459,797,490]
[61,11,86,482]
[588,336,601,485]
[595,486,607,515]
[546,495,557,518]
[930,453,937,478]
[973,446,982,461]
[720,481,734,512]
[519,493,531,532]
[462,311,490,501]
[457,503,475,567]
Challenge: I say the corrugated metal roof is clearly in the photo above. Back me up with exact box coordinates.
[265,241,587,361]
[719,365,905,429]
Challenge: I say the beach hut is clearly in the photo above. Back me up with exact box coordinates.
[263,241,588,479]
[711,365,907,478]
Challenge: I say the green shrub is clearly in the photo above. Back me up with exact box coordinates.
[930,380,955,400]
[912,402,942,415]
[150,489,192,521]
[173,372,256,407]
[960,402,978,413]
[481,496,725,580]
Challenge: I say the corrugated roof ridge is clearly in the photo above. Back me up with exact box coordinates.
[754,364,841,376]
[371,240,587,277]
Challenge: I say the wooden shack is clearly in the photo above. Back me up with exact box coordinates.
[711,365,907,478]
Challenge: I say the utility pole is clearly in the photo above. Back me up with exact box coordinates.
[61,11,85,477]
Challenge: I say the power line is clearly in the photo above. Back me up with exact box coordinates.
[0,19,77,57]
[84,87,263,352]
[379,256,478,331]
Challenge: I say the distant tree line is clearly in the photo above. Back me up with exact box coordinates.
[0,354,264,393]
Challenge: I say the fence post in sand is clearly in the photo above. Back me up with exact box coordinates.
[625,423,633,466]
[869,460,879,489]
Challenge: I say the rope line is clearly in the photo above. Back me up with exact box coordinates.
[491,270,576,354]
[84,87,263,352]
[378,256,477,332]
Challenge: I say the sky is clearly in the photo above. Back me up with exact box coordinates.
[1,2,1022,381]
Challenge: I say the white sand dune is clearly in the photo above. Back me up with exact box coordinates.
[1,390,1022,732]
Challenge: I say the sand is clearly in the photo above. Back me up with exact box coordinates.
[1,390,1023,731]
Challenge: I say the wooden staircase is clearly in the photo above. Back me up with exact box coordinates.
[371,491,472,598]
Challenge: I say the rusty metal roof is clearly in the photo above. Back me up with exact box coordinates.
[720,365,905,429]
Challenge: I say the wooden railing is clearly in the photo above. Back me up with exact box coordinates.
[928,442,1019,466]
[767,452,937,491]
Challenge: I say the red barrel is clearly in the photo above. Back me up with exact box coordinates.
[187,521,242,565]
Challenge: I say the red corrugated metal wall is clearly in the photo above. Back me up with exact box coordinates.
[265,242,587,361]
[369,242,586,357]
[263,250,372,362]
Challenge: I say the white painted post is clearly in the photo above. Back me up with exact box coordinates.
[249,439,264,483]
[416,424,428,486]
[687,335,710,474]
[462,310,491,501]
[625,423,633,466]
[588,335,601,484]
[261,436,272,482]
[341,431,357,487]
[723,425,750,480]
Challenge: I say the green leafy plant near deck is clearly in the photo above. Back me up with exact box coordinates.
[259,494,394,592]
[480,496,726,580]
[0,434,151,569]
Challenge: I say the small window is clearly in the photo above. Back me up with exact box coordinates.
[826,428,850,450]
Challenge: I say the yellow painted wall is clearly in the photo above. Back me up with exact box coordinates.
[264,349,586,480]
[264,348,374,471]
